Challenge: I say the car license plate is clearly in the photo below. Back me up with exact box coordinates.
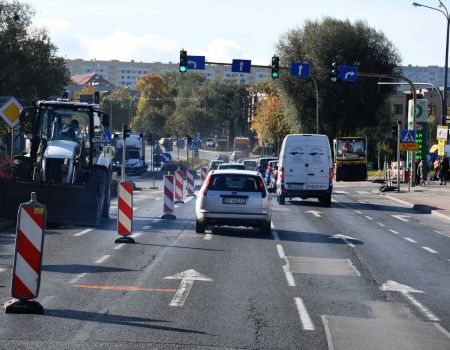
[223,197,246,205]
[289,184,304,189]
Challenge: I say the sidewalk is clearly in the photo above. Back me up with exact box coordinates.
[379,180,450,222]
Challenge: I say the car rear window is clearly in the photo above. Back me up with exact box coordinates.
[209,174,263,192]
[218,164,246,170]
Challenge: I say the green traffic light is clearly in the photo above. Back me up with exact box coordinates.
[272,72,279,79]
[179,66,187,73]
[330,77,337,83]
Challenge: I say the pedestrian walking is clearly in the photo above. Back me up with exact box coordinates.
[420,159,429,186]
[433,159,440,181]
[440,155,449,185]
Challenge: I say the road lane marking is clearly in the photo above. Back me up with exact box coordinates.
[0,268,6,273]
[356,191,369,194]
[389,229,399,234]
[295,297,315,331]
[114,243,125,250]
[377,222,385,227]
[69,272,88,284]
[334,190,348,194]
[142,225,152,230]
[365,216,373,221]
[133,207,139,211]
[185,196,194,203]
[433,229,450,239]
[165,269,213,307]
[358,200,366,204]
[271,222,276,229]
[283,265,296,287]
[392,214,411,222]
[155,197,162,201]
[73,229,93,237]
[276,244,285,259]
[73,284,176,292]
[404,237,417,243]
[94,255,110,264]
[203,233,213,240]
[272,230,280,241]
[355,210,362,214]
[422,246,438,254]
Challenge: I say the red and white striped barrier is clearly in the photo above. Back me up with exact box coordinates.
[4,192,46,314]
[187,169,195,196]
[201,166,208,185]
[161,175,176,219]
[116,181,135,243]
[175,170,184,204]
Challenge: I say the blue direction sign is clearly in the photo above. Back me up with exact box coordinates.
[338,65,358,81]
[161,152,172,163]
[401,130,416,143]
[231,59,251,73]
[187,55,206,70]
[290,62,310,78]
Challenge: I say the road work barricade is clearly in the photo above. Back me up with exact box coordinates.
[116,181,135,243]
[174,170,184,204]
[161,175,176,219]
[4,192,46,314]
[187,169,196,197]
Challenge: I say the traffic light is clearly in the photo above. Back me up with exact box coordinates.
[94,91,100,104]
[271,55,280,79]
[392,121,401,136]
[330,61,340,83]
[179,49,187,73]
[147,133,154,145]
[122,124,131,139]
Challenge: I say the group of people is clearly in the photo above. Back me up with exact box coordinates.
[415,155,449,186]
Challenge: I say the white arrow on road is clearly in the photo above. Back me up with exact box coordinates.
[164,269,213,307]
[380,280,439,321]
[239,61,244,71]
[329,234,357,248]
[187,60,197,69]
[391,214,411,222]
[344,71,355,79]
[305,210,323,218]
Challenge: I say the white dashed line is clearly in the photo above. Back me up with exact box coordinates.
[142,225,152,230]
[358,200,366,204]
[377,222,385,227]
[73,229,93,237]
[203,233,213,240]
[133,207,139,211]
[404,237,417,243]
[272,230,280,241]
[94,255,110,264]
[276,244,285,259]
[356,191,369,194]
[355,211,362,214]
[295,297,315,331]
[283,265,296,287]
[365,216,373,221]
[422,246,438,254]
[69,272,88,284]
[389,229,399,234]
[433,230,450,239]
[155,197,162,201]
[114,243,125,250]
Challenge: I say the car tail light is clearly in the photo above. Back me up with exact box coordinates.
[279,167,284,181]
[329,167,334,181]
[202,174,211,195]
[260,178,267,198]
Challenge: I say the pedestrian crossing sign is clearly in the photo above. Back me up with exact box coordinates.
[401,130,416,143]
[100,130,111,144]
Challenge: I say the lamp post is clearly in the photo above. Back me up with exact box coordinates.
[128,94,139,130]
[413,1,450,127]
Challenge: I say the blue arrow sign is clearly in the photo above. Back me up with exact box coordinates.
[187,55,206,70]
[161,152,172,163]
[401,130,416,143]
[231,59,251,73]
[290,62,310,78]
[338,65,358,81]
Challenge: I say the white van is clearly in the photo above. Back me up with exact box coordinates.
[276,134,333,206]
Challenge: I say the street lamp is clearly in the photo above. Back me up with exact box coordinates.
[413,1,450,127]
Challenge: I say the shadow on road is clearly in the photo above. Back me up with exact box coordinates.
[42,264,138,274]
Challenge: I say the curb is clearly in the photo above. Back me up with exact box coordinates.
[382,194,450,222]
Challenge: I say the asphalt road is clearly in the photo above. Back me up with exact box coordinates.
[0,178,449,349]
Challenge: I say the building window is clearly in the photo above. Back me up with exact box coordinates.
[394,104,403,115]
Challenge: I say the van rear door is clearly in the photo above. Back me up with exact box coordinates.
[305,136,330,190]
[283,137,308,191]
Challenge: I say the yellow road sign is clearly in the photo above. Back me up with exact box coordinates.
[400,143,419,151]
[0,97,22,128]
[438,146,445,156]
[437,125,448,141]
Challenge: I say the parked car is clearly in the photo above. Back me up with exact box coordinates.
[208,160,224,171]
[217,163,246,170]
[216,154,230,162]
[257,157,278,176]
[243,159,257,171]
[195,169,272,235]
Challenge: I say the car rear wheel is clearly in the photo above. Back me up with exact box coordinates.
[195,220,206,234]
[261,221,272,236]
[319,193,332,207]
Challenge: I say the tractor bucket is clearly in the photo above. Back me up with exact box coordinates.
[0,179,104,227]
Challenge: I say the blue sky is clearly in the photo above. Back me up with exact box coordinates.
[26,0,450,66]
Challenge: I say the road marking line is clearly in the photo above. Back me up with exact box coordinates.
[203,233,213,240]
[272,230,280,241]
[377,222,385,227]
[132,232,143,238]
[0,268,6,273]
[94,255,110,264]
[69,272,88,284]
[356,191,369,194]
[433,230,450,239]
[334,190,348,194]
[365,216,373,221]
[389,229,399,234]
[422,246,438,254]
[355,210,362,214]
[276,244,285,259]
[358,200,366,204]
[155,197,162,201]
[392,214,410,222]
[185,196,194,203]
[295,297,315,331]
[73,229,93,237]
[142,225,152,230]
[402,290,440,322]
[283,265,296,287]
[114,243,125,250]
[133,207,139,211]
[404,237,417,243]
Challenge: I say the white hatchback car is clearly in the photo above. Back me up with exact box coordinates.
[195,170,272,235]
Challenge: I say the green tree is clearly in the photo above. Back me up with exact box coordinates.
[102,87,133,132]
[276,17,400,139]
